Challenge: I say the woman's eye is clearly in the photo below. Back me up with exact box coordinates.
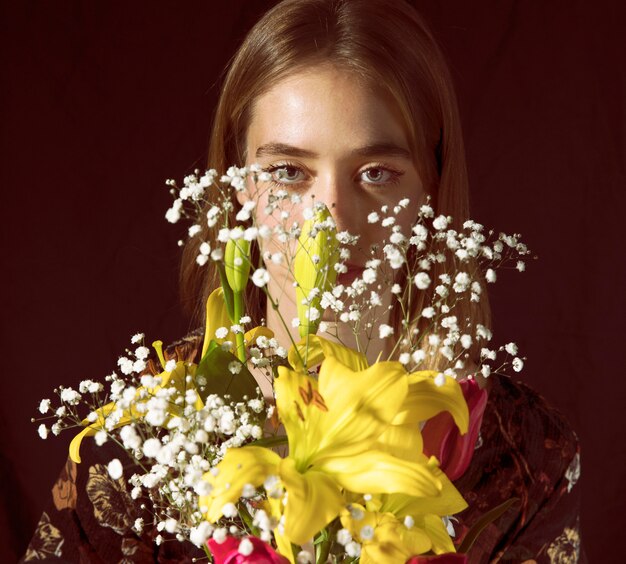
[360,167,395,184]
[269,165,306,185]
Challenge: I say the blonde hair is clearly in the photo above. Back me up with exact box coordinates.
[180,0,490,366]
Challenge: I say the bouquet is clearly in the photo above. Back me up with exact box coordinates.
[34,165,530,563]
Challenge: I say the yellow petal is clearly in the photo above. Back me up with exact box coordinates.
[318,451,442,498]
[69,426,95,464]
[417,514,456,554]
[244,326,274,345]
[341,508,429,564]
[404,371,469,433]
[201,288,234,358]
[379,465,468,517]
[200,446,280,522]
[279,458,345,546]
[314,358,408,459]
[288,335,368,373]
[275,357,407,464]
[375,412,424,463]
[399,524,435,558]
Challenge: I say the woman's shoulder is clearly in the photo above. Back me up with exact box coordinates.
[454,374,583,562]
[483,373,580,477]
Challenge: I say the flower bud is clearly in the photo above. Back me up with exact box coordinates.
[294,204,339,337]
[224,229,251,293]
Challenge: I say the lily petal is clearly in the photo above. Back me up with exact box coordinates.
[318,451,442,498]
[278,457,345,545]
[288,335,368,373]
[379,465,468,517]
[275,357,407,464]
[403,372,469,434]
[200,446,280,522]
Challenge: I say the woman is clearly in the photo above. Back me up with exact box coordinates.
[24,0,583,562]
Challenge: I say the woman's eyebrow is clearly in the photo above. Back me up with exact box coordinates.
[255,142,411,159]
[354,143,411,159]
[256,143,317,158]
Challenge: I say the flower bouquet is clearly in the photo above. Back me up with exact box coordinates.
[35,166,530,563]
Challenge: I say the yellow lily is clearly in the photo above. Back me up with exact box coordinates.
[200,355,444,547]
[340,501,458,563]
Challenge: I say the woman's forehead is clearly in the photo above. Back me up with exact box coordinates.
[246,65,411,157]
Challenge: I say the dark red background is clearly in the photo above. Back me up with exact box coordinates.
[2,1,624,561]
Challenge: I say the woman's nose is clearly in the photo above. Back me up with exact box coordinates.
[314,173,356,234]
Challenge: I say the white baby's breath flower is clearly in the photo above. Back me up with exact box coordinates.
[378,324,394,339]
[512,357,524,372]
[412,350,426,364]
[215,327,228,339]
[107,459,123,480]
[359,525,375,541]
[432,215,449,230]
[165,199,183,223]
[60,388,81,405]
[222,503,238,518]
[190,522,214,547]
[336,528,352,546]
[485,268,497,283]
[165,518,178,533]
[345,541,361,558]
[38,399,51,414]
[460,334,473,349]
[131,332,144,344]
[252,268,270,287]
[505,342,518,355]
[367,212,380,223]
[238,538,254,556]
[421,307,435,319]
[164,359,177,372]
[135,346,150,360]
[95,430,108,446]
[38,424,48,439]
[188,224,202,237]
[414,272,431,290]
[212,527,228,544]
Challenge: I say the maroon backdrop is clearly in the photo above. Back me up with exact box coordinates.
[2,1,624,561]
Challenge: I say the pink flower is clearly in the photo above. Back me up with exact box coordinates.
[421,377,488,481]
[406,553,468,564]
[207,536,289,564]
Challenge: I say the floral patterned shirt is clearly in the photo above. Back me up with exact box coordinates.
[22,333,585,563]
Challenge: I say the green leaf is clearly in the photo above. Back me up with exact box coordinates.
[248,435,288,449]
[196,342,259,402]
[457,497,519,554]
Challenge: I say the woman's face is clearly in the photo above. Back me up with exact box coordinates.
[244,64,424,316]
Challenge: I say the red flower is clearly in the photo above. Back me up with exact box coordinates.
[207,536,289,564]
[421,377,488,481]
[406,554,468,564]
